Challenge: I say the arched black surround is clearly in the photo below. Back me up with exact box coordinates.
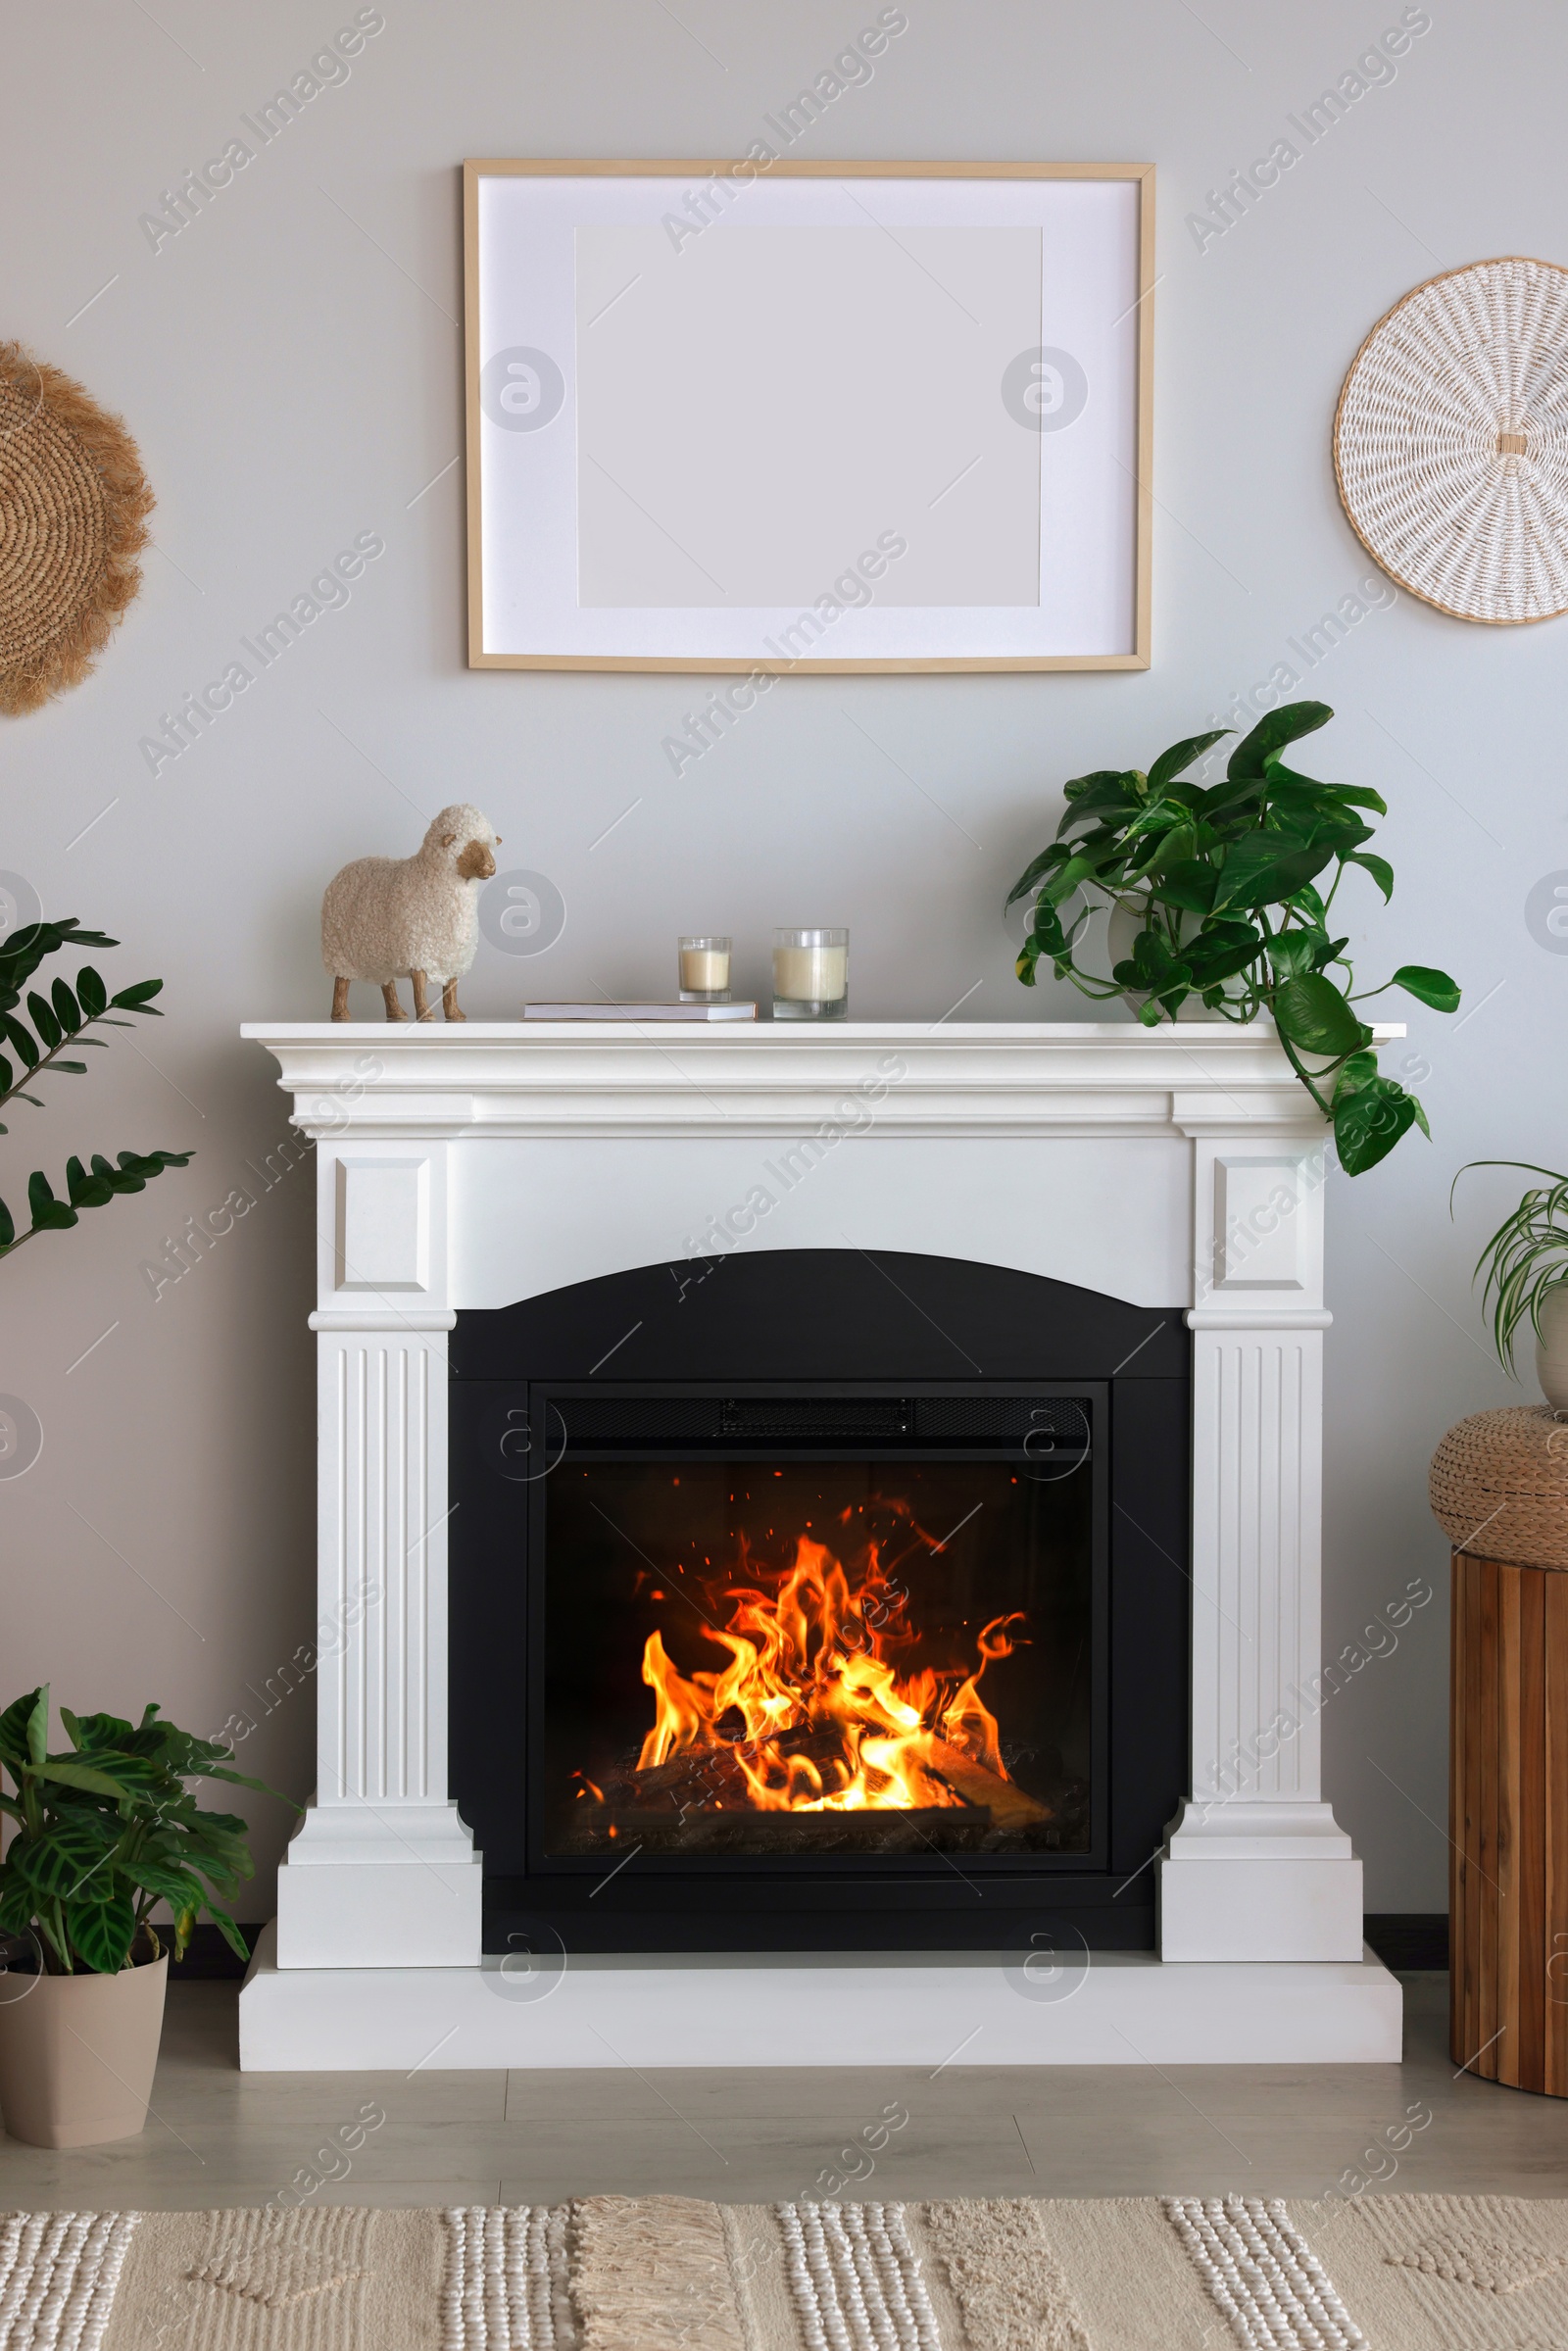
[449,1249,1189,1956]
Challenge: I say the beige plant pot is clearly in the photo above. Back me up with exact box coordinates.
[0,1952,167,2148]
[1536,1285,1568,1414]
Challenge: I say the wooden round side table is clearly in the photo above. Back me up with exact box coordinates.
[1433,1406,1568,2095]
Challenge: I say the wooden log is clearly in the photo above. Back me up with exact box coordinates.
[1451,1548,1568,2095]
[923,1740,1054,1832]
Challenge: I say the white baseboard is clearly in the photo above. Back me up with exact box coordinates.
[237,1922,1403,2070]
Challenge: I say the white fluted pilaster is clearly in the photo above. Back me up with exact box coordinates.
[274,1136,480,1967]
[1158,1126,1361,1962]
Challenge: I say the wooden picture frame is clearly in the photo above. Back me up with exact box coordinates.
[463,159,1154,674]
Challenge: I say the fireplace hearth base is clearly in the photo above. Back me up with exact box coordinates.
[238,1926,1400,2068]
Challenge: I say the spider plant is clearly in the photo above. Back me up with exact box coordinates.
[1453,1162,1568,1375]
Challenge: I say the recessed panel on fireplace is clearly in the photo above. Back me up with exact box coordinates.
[538,1436,1095,1868]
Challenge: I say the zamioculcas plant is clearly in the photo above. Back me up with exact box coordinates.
[0,915,191,1255]
[1006,700,1461,1174]
[0,1688,291,1973]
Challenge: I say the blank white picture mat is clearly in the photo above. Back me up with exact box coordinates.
[475,172,1141,660]
[575,225,1044,609]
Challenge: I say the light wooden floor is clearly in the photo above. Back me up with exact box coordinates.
[2,1975,1566,2210]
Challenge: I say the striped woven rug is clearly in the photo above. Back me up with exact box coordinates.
[3,2192,1565,2348]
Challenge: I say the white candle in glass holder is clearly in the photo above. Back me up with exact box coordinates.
[679,944,730,993]
[772,932,848,1004]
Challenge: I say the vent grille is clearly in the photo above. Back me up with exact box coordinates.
[915,1396,1090,1445]
[721,1397,912,1440]
[552,1394,1090,1451]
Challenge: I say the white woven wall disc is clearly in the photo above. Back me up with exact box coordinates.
[1334,255,1568,624]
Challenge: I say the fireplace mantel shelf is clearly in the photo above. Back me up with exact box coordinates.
[242,1018,1402,1142]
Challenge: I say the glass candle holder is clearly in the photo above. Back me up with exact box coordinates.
[772,928,849,1020]
[678,935,731,1001]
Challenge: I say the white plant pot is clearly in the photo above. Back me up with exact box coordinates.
[1536,1286,1568,1413]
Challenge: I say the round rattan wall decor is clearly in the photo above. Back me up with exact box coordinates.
[0,342,154,716]
[1334,256,1568,625]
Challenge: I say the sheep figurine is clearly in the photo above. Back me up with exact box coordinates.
[321,804,501,1021]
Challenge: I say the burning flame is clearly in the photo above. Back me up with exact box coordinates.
[632,1532,1024,1813]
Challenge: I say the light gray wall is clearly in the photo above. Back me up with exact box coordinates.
[2,0,1554,1915]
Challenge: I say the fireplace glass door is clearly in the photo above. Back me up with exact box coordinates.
[531,1392,1101,1867]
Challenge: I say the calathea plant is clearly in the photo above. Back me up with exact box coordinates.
[0,916,191,1255]
[1006,700,1460,1174]
[0,1688,290,1973]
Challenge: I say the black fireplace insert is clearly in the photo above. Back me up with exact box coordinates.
[449,1249,1189,1955]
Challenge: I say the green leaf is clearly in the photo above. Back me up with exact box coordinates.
[25,1688,48,1772]
[1151,860,1216,914]
[1113,929,1193,1014]
[66,1890,137,1974]
[1184,931,1264,988]
[199,1763,295,1798]
[50,978,80,1033]
[1266,930,1326,979]
[1272,973,1370,1057]
[1004,843,1070,911]
[206,1908,253,1965]
[187,1806,252,1843]
[116,1149,194,1184]
[1226,700,1334,779]
[1147,729,1229,791]
[1062,767,1135,804]
[1389,963,1462,1014]
[124,1856,208,1912]
[64,1709,133,1750]
[108,978,164,1012]
[0,1874,35,1934]
[7,1812,114,1901]
[39,1758,142,1802]
[1038,852,1100,908]
[1332,1050,1380,1098]
[65,1157,114,1207]
[0,1688,44,1770]
[76,966,107,1018]
[1348,852,1395,902]
[1211,834,1337,913]
[2,1015,38,1069]
[66,1747,166,1795]
[1333,1074,1420,1176]
[25,1171,75,1234]
[1266,764,1388,817]
[25,993,61,1051]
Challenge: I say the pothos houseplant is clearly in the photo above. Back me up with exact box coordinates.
[0,1687,289,1973]
[1006,701,1461,1174]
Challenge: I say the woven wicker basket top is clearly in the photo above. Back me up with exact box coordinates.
[1335,256,1568,626]
[1430,1403,1568,1570]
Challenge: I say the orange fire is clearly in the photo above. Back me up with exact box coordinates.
[631,1530,1025,1813]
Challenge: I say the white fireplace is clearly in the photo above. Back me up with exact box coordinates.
[236,1019,1400,2068]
